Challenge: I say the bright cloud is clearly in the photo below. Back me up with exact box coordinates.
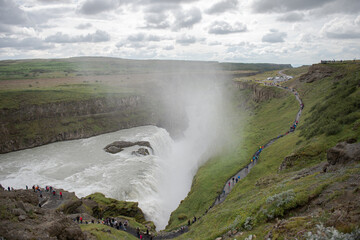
[0,0,359,65]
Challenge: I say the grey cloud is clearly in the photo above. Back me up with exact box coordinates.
[143,13,170,29]
[208,41,222,46]
[262,30,287,43]
[127,33,163,42]
[176,35,196,45]
[144,3,179,13]
[206,0,238,15]
[314,0,360,15]
[208,21,247,34]
[37,0,72,4]
[28,6,74,24]
[45,30,110,43]
[322,16,360,39]
[0,24,11,33]
[173,7,202,30]
[76,23,93,29]
[326,32,360,39]
[0,0,28,25]
[163,45,174,50]
[79,0,121,15]
[252,0,334,13]
[277,12,305,22]
[0,37,53,50]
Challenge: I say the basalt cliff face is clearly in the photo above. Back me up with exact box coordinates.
[0,95,186,153]
[234,81,287,102]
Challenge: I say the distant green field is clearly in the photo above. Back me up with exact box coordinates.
[0,57,292,80]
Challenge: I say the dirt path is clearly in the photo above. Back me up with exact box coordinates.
[212,72,303,207]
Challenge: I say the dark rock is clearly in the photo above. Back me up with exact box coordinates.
[327,141,360,165]
[106,146,122,154]
[60,200,83,214]
[104,141,153,154]
[132,148,150,156]
[12,208,26,216]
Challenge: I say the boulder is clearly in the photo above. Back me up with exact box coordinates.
[104,141,153,154]
[132,148,150,156]
[327,141,360,165]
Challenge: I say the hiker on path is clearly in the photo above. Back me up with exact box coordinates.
[136,227,140,238]
[60,191,63,199]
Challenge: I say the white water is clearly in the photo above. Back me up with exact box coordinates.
[0,125,174,229]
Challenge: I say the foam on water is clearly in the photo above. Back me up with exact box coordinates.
[0,125,173,229]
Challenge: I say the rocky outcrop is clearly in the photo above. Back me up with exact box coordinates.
[234,81,287,102]
[0,188,85,240]
[327,141,360,165]
[279,154,299,171]
[299,64,334,83]
[104,141,152,154]
[323,140,360,172]
[82,193,146,223]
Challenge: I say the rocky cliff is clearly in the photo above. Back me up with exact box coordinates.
[234,81,287,102]
[0,95,187,153]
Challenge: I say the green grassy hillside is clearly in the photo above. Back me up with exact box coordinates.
[169,62,360,239]
[166,82,299,230]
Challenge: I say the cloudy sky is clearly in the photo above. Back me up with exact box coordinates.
[0,0,360,65]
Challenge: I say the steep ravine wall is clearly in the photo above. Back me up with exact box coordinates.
[0,96,186,154]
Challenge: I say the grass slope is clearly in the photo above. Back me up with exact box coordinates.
[171,63,360,239]
[166,83,299,230]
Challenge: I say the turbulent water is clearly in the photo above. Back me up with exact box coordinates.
[0,122,220,230]
[0,126,177,229]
